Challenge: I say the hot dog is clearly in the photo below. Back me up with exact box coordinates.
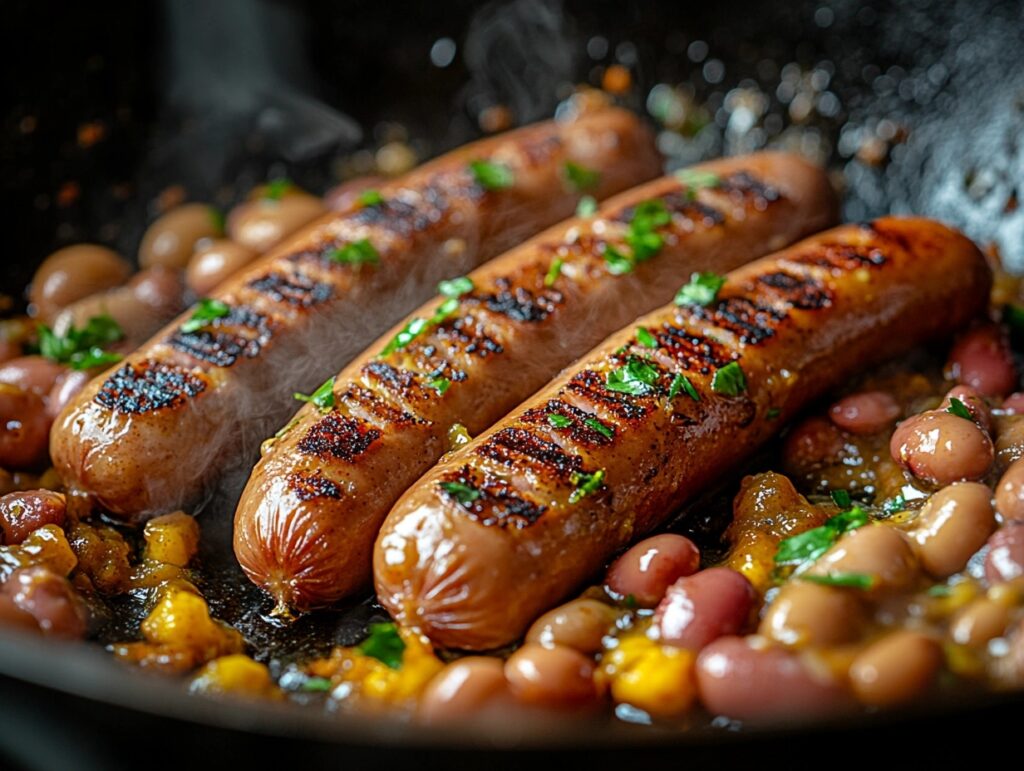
[233,153,838,612]
[373,217,991,650]
[50,106,660,519]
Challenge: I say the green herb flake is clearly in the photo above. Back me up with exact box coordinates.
[181,298,231,333]
[606,358,660,396]
[426,377,451,395]
[602,243,635,275]
[710,361,746,396]
[575,195,598,218]
[927,584,953,597]
[674,168,722,199]
[544,258,564,287]
[293,377,336,412]
[674,271,727,307]
[774,506,870,569]
[831,489,852,509]
[469,159,515,190]
[569,468,606,503]
[622,594,638,609]
[438,275,474,298]
[799,572,875,590]
[667,372,700,402]
[38,313,125,370]
[69,347,122,371]
[1004,303,1024,333]
[625,200,671,262]
[440,481,481,506]
[300,676,334,693]
[563,161,601,192]
[264,178,292,201]
[946,397,974,421]
[208,207,226,234]
[357,622,406,670]
[584,416,614,439]
[766,407,781,420]
[881,494,906,516]
[328,238,380,266]
[358,189,384,207]
[547,413,573,429]
[635,327,659,349]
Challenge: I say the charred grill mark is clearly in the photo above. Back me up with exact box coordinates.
[521,399,615,446]
[787,242,888,272]
[432,316,505,357]
[362,360,418,395]
[466,279,563,323]
[755,271,833,310]
[339,385,424,428]
[564,370,653,420]
[521,135,562,166]
[717,171,781,210]
[475,427,583,481]
[348,183,450,239]
[94,361,206,415]
[248,271,334,307]
[296,412,381,462]
[654,326,733,374]
[167,306,275,367]
[862,219,914,255]
[287,471,342,501]
[439,466,547,529]
[689,296,786,345]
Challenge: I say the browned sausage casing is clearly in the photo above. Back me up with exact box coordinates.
[233,152,838,611]
[374,217,991,650]
[49,107,660,518]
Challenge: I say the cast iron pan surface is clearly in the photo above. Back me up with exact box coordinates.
[2,0,1024,767]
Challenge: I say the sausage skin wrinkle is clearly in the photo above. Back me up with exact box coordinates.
[233,153,838,611]
[50,107,660,519]
[374,217,991,650]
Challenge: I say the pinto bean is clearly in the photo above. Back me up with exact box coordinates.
[947,324,1018,398]
[0,593,40,633]
[525,599,618,654]
[950,597,1011,647]
[0,490,66,545]
[984,521,1024,584]
[940,385,993,432]
[605,534,701,607]
[696,636,850,721]
[0,385,50,470]
[185,239,257,295]
[654,568,756,650]
[909,482,996,579]
[783,416,845,476]
[139,203,224,270]
[29,245,131,322]
[0,356,66,397]
[809,525,919,591]
[848,631,942,707]
[504,644,599,708]
[227,193,325,253]
[828,391,900,435]
[759,580,866,647]
[1003,392,1024,414]
[418,657,514,724]
[890,410,993,486]
[995,414,1024,473]
[1,566,88,638]
[996,459,1024,521]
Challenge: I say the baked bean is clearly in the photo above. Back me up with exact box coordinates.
[525,598,618,654]
[504,644,598,707]
[909,482,995,579]
[418,657,513,724]
[0,490,66,545]
[0,593,40,633]
[696,636,849,721]
[947,324,1018,398]
[950,597,1011,647]
[227,193,325,254]
[185,239,257,295]
[996,459,1024,521]
[0,339,21,366]
[890,410,993,486]
[759,580,866,647]
[655,568,755,650]
[0,385,50,469]
[984,521,1024,584]
[1,566,88,638]
[29,245,131,322]
[848,631,942,707]
[605,534,701,607]
[130,266,184,313]
[828,391,900,435]
[46,369,91,419]
[939,385,992,432]
[323,176,387,212]
[1003,392,1024,414]
[783,416,845,476]
[0,356,66,396]
[995,413,1024,473]
[139,203,224,270]
[809,525,919,590]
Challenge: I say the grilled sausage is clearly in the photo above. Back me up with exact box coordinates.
[50,107,660,519]
[374,217,991,650]
[233,153,838,611]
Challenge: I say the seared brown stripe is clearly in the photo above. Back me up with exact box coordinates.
[431,317,505,357]
[95,361,206,415]
[248,271,334,307]
[439,466,547,529]
[564,369,653,420]
[521,399,616,446]
[467,280,563,323]
[362,360,418,397]
[654,326,733,374]
[788,242,888,272]
[475,427,583,481]
[755,271,833,310]
[287,471,342,501]
[348,184,452,238]
[689,296,786,345]
[296,412,382,461]
[717,170,781,210]
[167,306,275,367]
[339,386,423,428]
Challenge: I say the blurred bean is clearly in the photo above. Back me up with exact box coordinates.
[696,636,849,721]
[525,598,618,654]
[1002,392,1024,414]
[909,482,995,579]
[0,385,50,469]
[947,324,1017,398]
[890,410,993,485]
[939,385,992,433]
[185,239,257,295]
[950,597,1011,647]
[996,459,1024,521]
[984,521,1024,584]
[0,490,66,545]
[759,580,866,647]
[655,568,755,650]
[995,414,1024,473]
[0,339,21,366]
[323,176,387,212]
[29,245,131,322]
[227,193,325,253]
[0,356,66,396]
[605,534,701,607]
[418,657,513,724]
[1,566,88,638]
[139,203,223,270]
[848,631,942,707]
[783,416,845,476]
[0,593,40,633]
[504,644,598,708]
[46,369,91,420]
[828,391,900,435]
[809,525,919,591]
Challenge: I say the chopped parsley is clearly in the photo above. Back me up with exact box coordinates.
[584,416,614,439]
[544,258,564,287]
[927,584,953,597]
[208,207,226,233]
[440,481,481,506]
[264,178,292,201]
[576,195,598,218]
[469,159,515,190]
[38,314,125,370]
[358,189,384,207]
[602,244,634,275]
[800,572,875,590]
[674,272,726,307]
[438,275,474,298]
[328,238,380,266]
[635,327,659,349]
[569,468,605,503]
[70,348,122,370]
[358,622,406,670]
[775,506,870,570]
[547,413,573,428]
[946,397,974,421]
[667,372,699,401]
[710,361,746,396]
[830,489,852,508]
[563,161,601,192]
[674,168,722,199]
[426,377,451,395]
[181,298,231,333]
[766,407,781,419]
[300,676,334,693]
[606,358,660,396]
[293,376,335,412]
[601,199,672,275]
[380,298,461,356]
